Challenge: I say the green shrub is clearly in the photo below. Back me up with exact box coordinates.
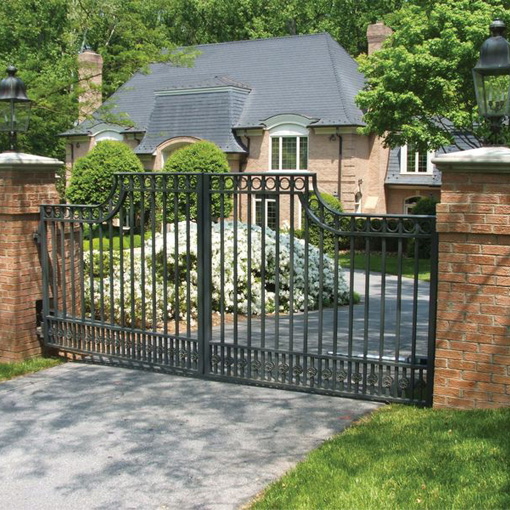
[66,141,144,205]
[316,191,343,214]
[407,196,438,259]
[411,196,438,216]
[162,140,233,222]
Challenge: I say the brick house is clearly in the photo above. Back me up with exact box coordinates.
[62,23,443,216]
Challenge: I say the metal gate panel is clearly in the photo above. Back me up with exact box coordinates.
[40,171,437,406]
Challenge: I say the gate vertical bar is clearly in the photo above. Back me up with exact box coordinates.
[197,173,212,375]
[426,219,438,407]
[39,208,50,353]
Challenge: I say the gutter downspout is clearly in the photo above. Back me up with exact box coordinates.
[337,135,343,199]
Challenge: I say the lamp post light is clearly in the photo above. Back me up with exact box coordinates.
[0,66,32,152]
[473,19,510,145]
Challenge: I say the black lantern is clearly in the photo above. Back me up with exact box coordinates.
[473,19,510,143]
[0,66,32,152]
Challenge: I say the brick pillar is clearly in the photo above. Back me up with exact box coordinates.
[0,152,62,362]
[433,147,510,409]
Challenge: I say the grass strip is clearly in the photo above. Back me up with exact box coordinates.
[0,357,63,383]
[250,405,510,510]
[82,232,149,251]
[339,253,431,281]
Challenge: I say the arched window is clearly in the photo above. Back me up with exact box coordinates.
[264,114,310,171]
[156,137,200,169]
[404,196,421,214]
[94,130,123,143]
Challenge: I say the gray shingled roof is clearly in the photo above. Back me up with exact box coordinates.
[63,33,366,149]
[134,86,248,154]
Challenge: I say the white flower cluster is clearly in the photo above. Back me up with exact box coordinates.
[84,221,349,326]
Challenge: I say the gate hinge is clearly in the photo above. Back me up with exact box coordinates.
[33,230,41,245]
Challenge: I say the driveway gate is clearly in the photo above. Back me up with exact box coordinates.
[39,172,437,405]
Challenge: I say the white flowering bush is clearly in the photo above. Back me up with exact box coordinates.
[84,221,349,326]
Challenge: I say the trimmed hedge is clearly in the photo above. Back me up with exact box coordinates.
[66,140,144,205]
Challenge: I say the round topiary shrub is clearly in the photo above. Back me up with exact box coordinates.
[66,140,144,205]
[162,140,233,221]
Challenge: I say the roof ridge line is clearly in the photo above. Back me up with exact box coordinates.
[324,33,351,124]
[189,32,329,50]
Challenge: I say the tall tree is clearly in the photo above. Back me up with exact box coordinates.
[163,0,403,56]
[0,0,188,157]
[356,0,510,150]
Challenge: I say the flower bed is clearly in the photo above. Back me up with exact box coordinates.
[84,221,349,327]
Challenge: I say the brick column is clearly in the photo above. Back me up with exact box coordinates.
[0,152,62,362]
[433,147,510,409]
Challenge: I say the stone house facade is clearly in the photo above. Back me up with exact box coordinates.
[62,23,441,217]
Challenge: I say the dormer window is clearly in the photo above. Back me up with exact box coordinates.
[265,114,310,171]
[93,130,123,143]
[400,145,434,174]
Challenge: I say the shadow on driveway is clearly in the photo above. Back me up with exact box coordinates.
[0,363,380,510]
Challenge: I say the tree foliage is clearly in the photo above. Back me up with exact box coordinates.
[356,0,510,150]
[66,140,143,205]
[164,0,403,57]
[0,0,404,158]
[0,0,188,156]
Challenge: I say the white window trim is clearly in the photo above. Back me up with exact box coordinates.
[400,145,435,174]
[93,129,124,144]
[252,195,302,230]
[253,195,277,230]
[265,117,310,172]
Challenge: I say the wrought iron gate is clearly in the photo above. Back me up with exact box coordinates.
[40,172,437,405]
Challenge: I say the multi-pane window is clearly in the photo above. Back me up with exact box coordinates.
[271,136,308,170]
[255,195,277,231]
[402,145,433,173]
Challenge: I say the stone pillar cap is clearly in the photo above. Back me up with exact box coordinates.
[0,152,63,167]
[432,146,510,173]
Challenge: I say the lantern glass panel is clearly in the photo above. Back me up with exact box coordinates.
[474,71,510,117]
[0,101,13,132]
[13,101,31,132]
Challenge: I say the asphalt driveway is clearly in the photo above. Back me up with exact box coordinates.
[0,363,380,510]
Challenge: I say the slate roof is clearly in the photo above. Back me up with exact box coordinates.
[134,86,249,154]
[62,33,366,152]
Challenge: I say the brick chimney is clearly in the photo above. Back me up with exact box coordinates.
[78,48,103,122]
[367,21,393,55]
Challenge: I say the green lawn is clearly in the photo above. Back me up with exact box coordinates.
[250,405,510,510]
[0,357,63,382]
[339,253,431,281]
[82,231,149,251]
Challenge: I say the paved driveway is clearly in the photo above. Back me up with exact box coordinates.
[0,363,380,510]
[215,270,432,358]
